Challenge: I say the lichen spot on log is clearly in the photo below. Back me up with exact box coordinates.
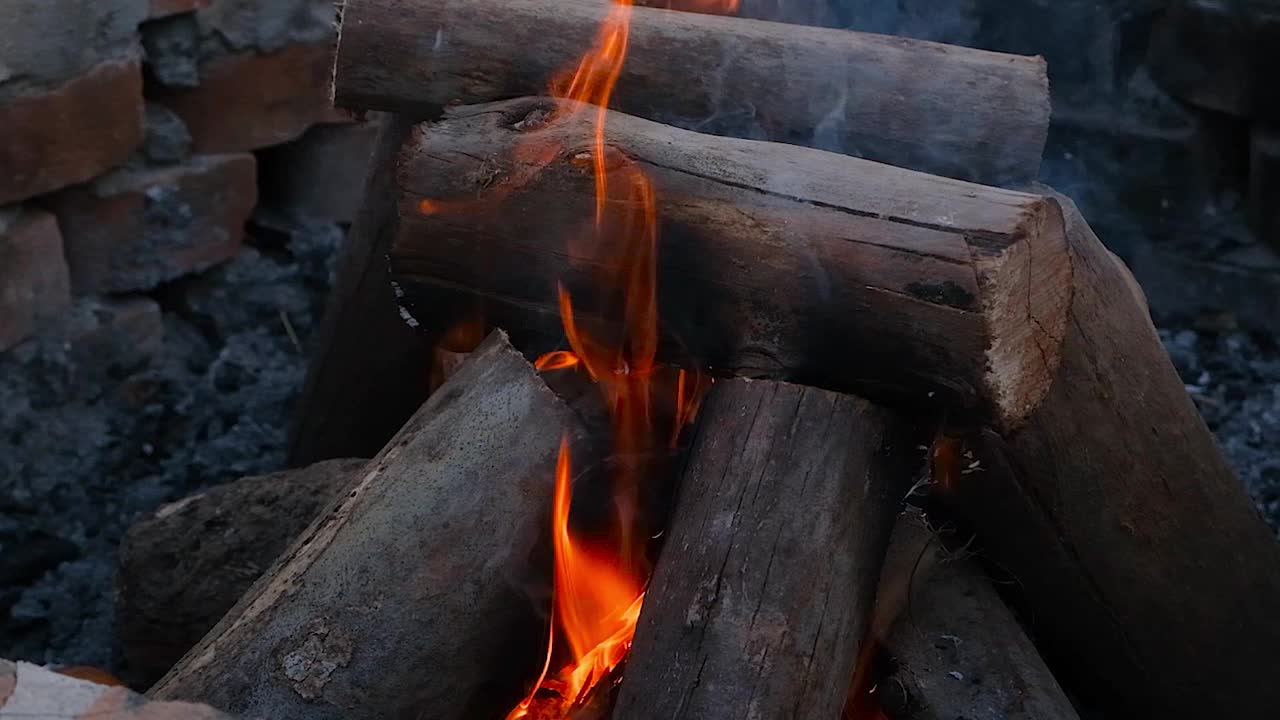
[275,619,353,700]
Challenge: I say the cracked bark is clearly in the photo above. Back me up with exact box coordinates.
[613,378,913,720]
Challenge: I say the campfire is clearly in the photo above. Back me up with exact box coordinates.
[89,1,1280,719]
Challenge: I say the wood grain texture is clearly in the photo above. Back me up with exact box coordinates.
[387,98,1071,431]
[614,379,912,720]
[955,192,1280,719]
[152,331,582,720]
[288,115,432,464]
[333,0,1049,185]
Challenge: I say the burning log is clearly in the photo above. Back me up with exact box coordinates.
[386,98,1073,432]
[950,194,1280,719]
[383,101,1280,715]
[613,378,913,720]
[332,0,1050,186]
[860,510,1080,720]
[151,331,585,719]
[288,116,432,463]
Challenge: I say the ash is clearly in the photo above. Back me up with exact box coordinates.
[0,217,341,668]
[1162,327,1280,535]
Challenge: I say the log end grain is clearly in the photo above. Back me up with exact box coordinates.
[974,197,1073,432]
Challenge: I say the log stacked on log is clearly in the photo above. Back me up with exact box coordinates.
[333,0,1050,187]
[371,104,1280,717]
[294,0,1053,461]
[153,331,586,719]
[388,97,1072,431]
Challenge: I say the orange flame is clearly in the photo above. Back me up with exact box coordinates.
[460,0,732,716]
[506,440,646,719]
[535,351,583,372]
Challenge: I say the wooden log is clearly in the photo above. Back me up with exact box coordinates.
[388,98,1073,432]
[863,510,1080,720]
[0,660,230,720]
[287,115,433,465]
[151,331,585,720]
[613,379,913,720]
[117,459,366,689]
[333,0,1050,186]
[950,192,1280,719]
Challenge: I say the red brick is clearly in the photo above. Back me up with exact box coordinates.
[258,117,383,223]
[0,60,145,206]
[155,43,345,154]
[53,154,258,293]
[0,208,72,352]
[149,0,212,18]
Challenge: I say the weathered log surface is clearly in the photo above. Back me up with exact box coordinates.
[152,331,583,720]
[117,459,366,689]
[953,192,1280,719]
[388,98,1072,431]
[0,660,230,720]
[614,379,913,720]
[870,511,1080,720]
[288,115,431,465]
[333,0,1050,186]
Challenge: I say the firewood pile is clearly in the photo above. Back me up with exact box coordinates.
[64,1,1280,720]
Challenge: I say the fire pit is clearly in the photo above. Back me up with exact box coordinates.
[3,1,1280,719]
[147,0,1280,718]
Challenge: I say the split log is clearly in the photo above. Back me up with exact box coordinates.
[0,660,230,720]
[388,98,1073,431]
[613,379,913,720]
[863,510,1079,720]
[152,331,584,720]
[117,459,366,689]
[950,193,1280,719]
[288,115,431,465]
[333,0,1050,186]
